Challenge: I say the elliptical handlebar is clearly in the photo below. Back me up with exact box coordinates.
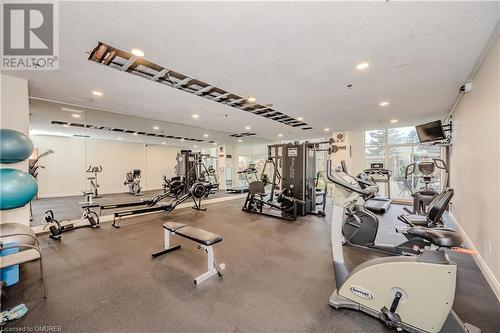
[87,165,103,173]
[326,160,377,198]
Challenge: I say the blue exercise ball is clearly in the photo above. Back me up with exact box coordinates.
[0,129,34,164]
[0,169,38,210]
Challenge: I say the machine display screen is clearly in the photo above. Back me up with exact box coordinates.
[415,120,446,143]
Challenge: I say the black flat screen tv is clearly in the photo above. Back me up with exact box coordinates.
[416,120,446,143]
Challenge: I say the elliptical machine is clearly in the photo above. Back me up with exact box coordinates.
[124,169,143,196]
[338,160,431,256]
[326,160,480,333]
[86,165,102,198]
[405,158,448,214]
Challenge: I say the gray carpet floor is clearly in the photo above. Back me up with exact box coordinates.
[4,200,499,332]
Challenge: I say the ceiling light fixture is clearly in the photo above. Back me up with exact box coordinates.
[131,48,145,57]
[117,137,122,140]
[324,128,330,132]
[245,126,251,130]
[133,132,138,136]
[162,142,166,145]
[247,96,256,102]
[356,62,369,70]
[62,124,70,128]
[204,134,209,137]
[213,142,217,145]
[238,139,242,143]
[390,119,398,123]
[92,91,103,96]
[192,114,199,119]
[71,114,81,118]
[153,126,159,130]
[194,145,197,148]
[379,101,389,107]
[278,134,283,137]
[181,138,185,142]
[296,117,304,121]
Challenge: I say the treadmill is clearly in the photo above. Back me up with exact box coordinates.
[359,163,392,213]
[227,164,258,193]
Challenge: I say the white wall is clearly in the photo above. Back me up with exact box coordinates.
[449,35,500,297]
[145,144,178,190]
[31,135,179,197]
[349,130,365,175]
[0,75,30,226]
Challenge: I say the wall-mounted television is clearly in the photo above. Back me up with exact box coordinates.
[415,120,446,143]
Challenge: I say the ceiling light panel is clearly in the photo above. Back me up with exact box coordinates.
[88,41,312,130]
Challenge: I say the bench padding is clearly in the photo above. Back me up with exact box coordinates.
[162,222,187,232]
[175,226,223,246]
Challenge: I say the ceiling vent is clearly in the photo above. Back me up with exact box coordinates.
[51,121,204,142]
[88,42,312,130]
[229,132,257,138]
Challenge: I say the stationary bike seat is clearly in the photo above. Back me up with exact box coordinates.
[407,226,463,248]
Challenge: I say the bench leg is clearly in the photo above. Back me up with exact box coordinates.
[194,245,225,285]
[112,216,120,228]
[152,228,181,258]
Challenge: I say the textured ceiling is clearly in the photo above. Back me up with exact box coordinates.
[7,1,500,141]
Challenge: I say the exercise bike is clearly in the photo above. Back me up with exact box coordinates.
[43,192,100,240]
[326,160,480,333]
[124,169,143,196]
[86,165,102,198]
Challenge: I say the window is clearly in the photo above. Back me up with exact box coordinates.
[364,126,444,201]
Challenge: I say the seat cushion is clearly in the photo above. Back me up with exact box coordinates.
[175,226,223,246]
[407,226,463,248]
[404,214,429,226]
[162,222,186,232]
[0,223,36,247]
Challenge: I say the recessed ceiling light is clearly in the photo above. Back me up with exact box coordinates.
[131,48,145,57]
[61,107,83,113]
[247,96,256,102]
[390,119,398,123]
[133,132,138,136]
[117,137,122,140]
[379,101,389,107]
[192,114,199,119]
[238,139,242,143]
[324,128,330,132]
[245,126,251,130]
[278,134,283,137]
[296,117,304,121]
[92,91,103,96]
[356,62,369,70]
[162,142,166,145]
[203,134,209,137]
[153,126,159,130]
[71,114,81,118]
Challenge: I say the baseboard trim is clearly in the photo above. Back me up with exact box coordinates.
[449,212,500,301]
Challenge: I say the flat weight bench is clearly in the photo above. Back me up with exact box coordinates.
[152,222,225,285]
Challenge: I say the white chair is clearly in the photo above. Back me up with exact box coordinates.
[1,223,47,298]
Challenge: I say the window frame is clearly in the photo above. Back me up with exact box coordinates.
[364,127,444,202]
